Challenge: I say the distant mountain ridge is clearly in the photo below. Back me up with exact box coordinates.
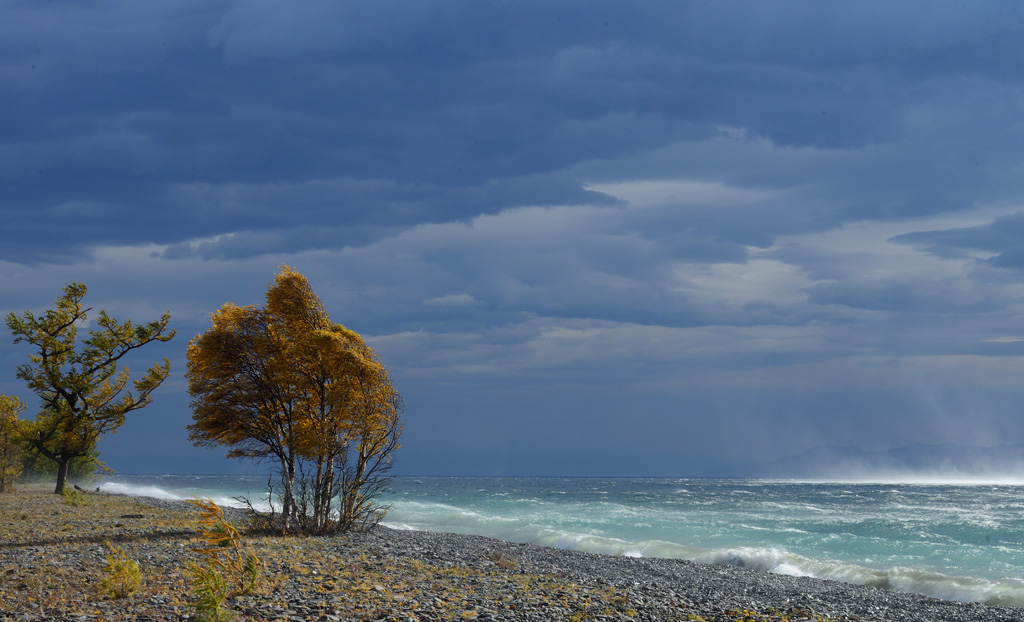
[704,443,1024,480]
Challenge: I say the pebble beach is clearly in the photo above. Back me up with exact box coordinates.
[1,485,1022,622]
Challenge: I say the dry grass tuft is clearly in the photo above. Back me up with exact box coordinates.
[98,541,144,599]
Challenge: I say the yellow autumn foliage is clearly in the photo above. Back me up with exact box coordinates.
[187,267,403,533]
[0,394,26,492]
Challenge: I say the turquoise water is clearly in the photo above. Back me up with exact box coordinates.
[98,475,1024,607]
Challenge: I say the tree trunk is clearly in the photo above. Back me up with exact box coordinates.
[54,457,71,494]
[282,457,297,531]
[312,456,332,532]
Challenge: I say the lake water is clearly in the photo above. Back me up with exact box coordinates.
[98,474,1024,607]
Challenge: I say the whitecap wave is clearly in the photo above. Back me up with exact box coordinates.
[100,482,184,501]
[677,545,1024,607]
[384,504,1024,607]
[99,481,270,511]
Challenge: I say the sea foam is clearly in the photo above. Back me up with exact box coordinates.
[99,481,271,512]
[99,475,1024,607]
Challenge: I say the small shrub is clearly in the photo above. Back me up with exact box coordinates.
[189,562,234,622]
[187,498,260,596]
[186,498,260,621]
[98,542,142,599]
[61,486,88,506]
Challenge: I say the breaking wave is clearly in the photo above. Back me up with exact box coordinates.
[99,475,1024,607]
[99,478,272,512]
[384,500,1024,607]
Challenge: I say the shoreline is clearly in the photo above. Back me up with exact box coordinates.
[1,487,1022,621]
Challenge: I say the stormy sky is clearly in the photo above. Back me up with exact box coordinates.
[4,1,1024,476]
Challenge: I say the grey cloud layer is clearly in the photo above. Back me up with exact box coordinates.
[6,1,1024,263]
[6,0,1024,472]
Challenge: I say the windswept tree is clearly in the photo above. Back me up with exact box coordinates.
[0,394,26,492]
[187,267,403,533]
[335,363,402,530]
[6,283,176,493]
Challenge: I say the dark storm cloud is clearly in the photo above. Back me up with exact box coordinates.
[7,0,1024,264]
[893,212,1024,269]
[7,1,1024,474]
[807,279,1001,314]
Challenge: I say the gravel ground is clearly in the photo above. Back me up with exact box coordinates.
[1,486,1022,622]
